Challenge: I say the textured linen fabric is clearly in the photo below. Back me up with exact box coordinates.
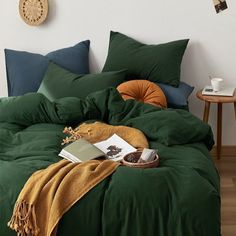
[38,62,126,101]
[157,81,194,106]
[0,88,219,236]
[103,31,189,87]
[5,40,90,96]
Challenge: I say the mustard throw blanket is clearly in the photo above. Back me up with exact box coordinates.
[8,159,120,236]
[62,121,149,149]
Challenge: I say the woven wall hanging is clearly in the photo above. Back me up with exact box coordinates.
[19,0,49,26]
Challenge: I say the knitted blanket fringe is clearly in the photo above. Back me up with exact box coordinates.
[8,200,39,236]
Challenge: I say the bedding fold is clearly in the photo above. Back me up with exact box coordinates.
[0,88,214,149]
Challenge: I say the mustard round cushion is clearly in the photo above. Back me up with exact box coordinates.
[117,80,167,108]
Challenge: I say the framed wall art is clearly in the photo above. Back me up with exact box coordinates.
[212,0,228,14]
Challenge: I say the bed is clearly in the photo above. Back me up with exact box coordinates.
[1,31,220,236]
[0,87,220,236]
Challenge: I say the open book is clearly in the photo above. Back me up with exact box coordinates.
[59,134,136,162]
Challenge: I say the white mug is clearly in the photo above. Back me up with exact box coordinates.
[211,78,223,92]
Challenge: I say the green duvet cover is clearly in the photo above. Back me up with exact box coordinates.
[0,88,220,236]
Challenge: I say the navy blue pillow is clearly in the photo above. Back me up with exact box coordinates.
[5,40,90,96]
[157,82,194,106]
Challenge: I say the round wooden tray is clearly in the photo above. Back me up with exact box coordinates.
[19,0,48,26]
[122,151,159,168]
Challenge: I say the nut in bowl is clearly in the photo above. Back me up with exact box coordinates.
[122,151,159,168]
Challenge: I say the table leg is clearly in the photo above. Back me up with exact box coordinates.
[217,103,222,160]
[203,101,211,123]
[234,102,236,120]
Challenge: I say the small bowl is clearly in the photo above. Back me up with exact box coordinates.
[122,151,159,168]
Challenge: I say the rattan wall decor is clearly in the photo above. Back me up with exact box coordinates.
[19,0,49,26]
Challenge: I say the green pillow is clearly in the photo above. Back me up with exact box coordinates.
[38,62,126,101]
[103,31,189,87]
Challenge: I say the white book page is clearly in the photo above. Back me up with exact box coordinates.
[94,134,136,161]
[59,150,82,163]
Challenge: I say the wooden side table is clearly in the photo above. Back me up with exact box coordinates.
[196,89,236,159]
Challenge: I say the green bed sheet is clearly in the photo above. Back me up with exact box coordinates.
[0,88,220,236]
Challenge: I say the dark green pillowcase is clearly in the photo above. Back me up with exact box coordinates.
[103,31,189,87]
[38,62,126,101]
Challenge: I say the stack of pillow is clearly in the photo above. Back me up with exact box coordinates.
[4,31,194,109]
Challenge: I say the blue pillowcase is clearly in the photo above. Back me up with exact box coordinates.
[157,82,194,106]
[5,40,90,96]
